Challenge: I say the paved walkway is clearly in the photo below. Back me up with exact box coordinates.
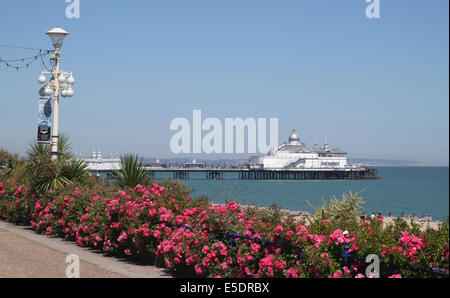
[0,221,171,278]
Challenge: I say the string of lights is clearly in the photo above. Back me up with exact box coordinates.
[0,44,51,51]
[39,49,52,72]
[0,46,54,71]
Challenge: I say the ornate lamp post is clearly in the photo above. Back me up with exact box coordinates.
[37,27,75,160]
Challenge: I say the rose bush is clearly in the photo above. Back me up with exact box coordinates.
[0,178,448,278]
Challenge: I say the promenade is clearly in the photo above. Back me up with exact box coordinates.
[0,221,170,278]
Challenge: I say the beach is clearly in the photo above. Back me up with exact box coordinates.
[240,204,443,231]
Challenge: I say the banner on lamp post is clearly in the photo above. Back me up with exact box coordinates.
[37,97,52,144]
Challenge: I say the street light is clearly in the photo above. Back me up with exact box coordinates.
[46,27,69,49]
[38,27,75,160]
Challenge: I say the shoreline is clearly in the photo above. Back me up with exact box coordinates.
[239,204,444,230]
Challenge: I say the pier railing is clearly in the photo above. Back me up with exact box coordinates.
[99,167,381,181]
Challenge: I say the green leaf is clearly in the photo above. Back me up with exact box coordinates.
[111,154,151,188]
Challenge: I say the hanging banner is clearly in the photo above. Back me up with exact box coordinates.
[37,97,52,144]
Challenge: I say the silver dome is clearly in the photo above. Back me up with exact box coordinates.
[288,129,300,142]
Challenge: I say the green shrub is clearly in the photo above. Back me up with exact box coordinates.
[111,154,151,188]
[307,190,366,225]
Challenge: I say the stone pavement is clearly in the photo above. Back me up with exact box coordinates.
[0,221,171,278]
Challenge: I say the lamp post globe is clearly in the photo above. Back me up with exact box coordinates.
[38,74,46,84]
[58,74,66,84]
[46,27,69,49]
[66,88,74,97]
[44,87,53,96]
[39,86,47,97]
[67,75,75,85]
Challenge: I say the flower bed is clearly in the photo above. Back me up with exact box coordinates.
[0,179,448,278]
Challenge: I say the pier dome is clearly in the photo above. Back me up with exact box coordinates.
[288,129,300,145]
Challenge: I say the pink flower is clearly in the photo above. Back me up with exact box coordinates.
[275,225,283,236]
[259,255,274,269]
[343,266,351,276]
[274,260,286,271]
[227,201,240,211]
[286,268,298,278]
[313,234,325,249]
[117,231,128,242]
[183,209,194,216]
[388,274,402,278]
[286,230,294,240]
[153,230,161,238]
[320,252,329,260]
[13,186,23,198]
[72,190,81,196]
[399,231,425,260]
[195,264,203,275]
[251,243,261,254]
[296,225,308,235]
[149,208,157,217]
[202,245,210,254]
[220,262,228,270]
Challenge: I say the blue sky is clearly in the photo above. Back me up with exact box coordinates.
[0,0,448,165]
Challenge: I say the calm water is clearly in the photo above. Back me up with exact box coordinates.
[175,167,449,221]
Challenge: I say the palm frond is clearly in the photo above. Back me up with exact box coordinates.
[57,133,72,160]
[62,158,89,184]
[27,142,50,159]
[27,133,72,161]
[111,154,150,188]
[307,189,366,222]
[34,171,72,192]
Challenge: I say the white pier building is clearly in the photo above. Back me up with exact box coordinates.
[83,151,120,171]
[248,130,351,170]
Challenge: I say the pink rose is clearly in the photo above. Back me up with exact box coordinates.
[275,225,283,236]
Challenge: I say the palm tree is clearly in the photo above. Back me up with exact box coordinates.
[111,154,151,188]
[27,133,72,161]
[61,158,89,184]
[32,164,71,192]
[26,134,89,192]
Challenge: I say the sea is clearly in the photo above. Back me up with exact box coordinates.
[172,167,449,222]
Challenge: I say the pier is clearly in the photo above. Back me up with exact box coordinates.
[84,129,382,181]
[97,166,380,181]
